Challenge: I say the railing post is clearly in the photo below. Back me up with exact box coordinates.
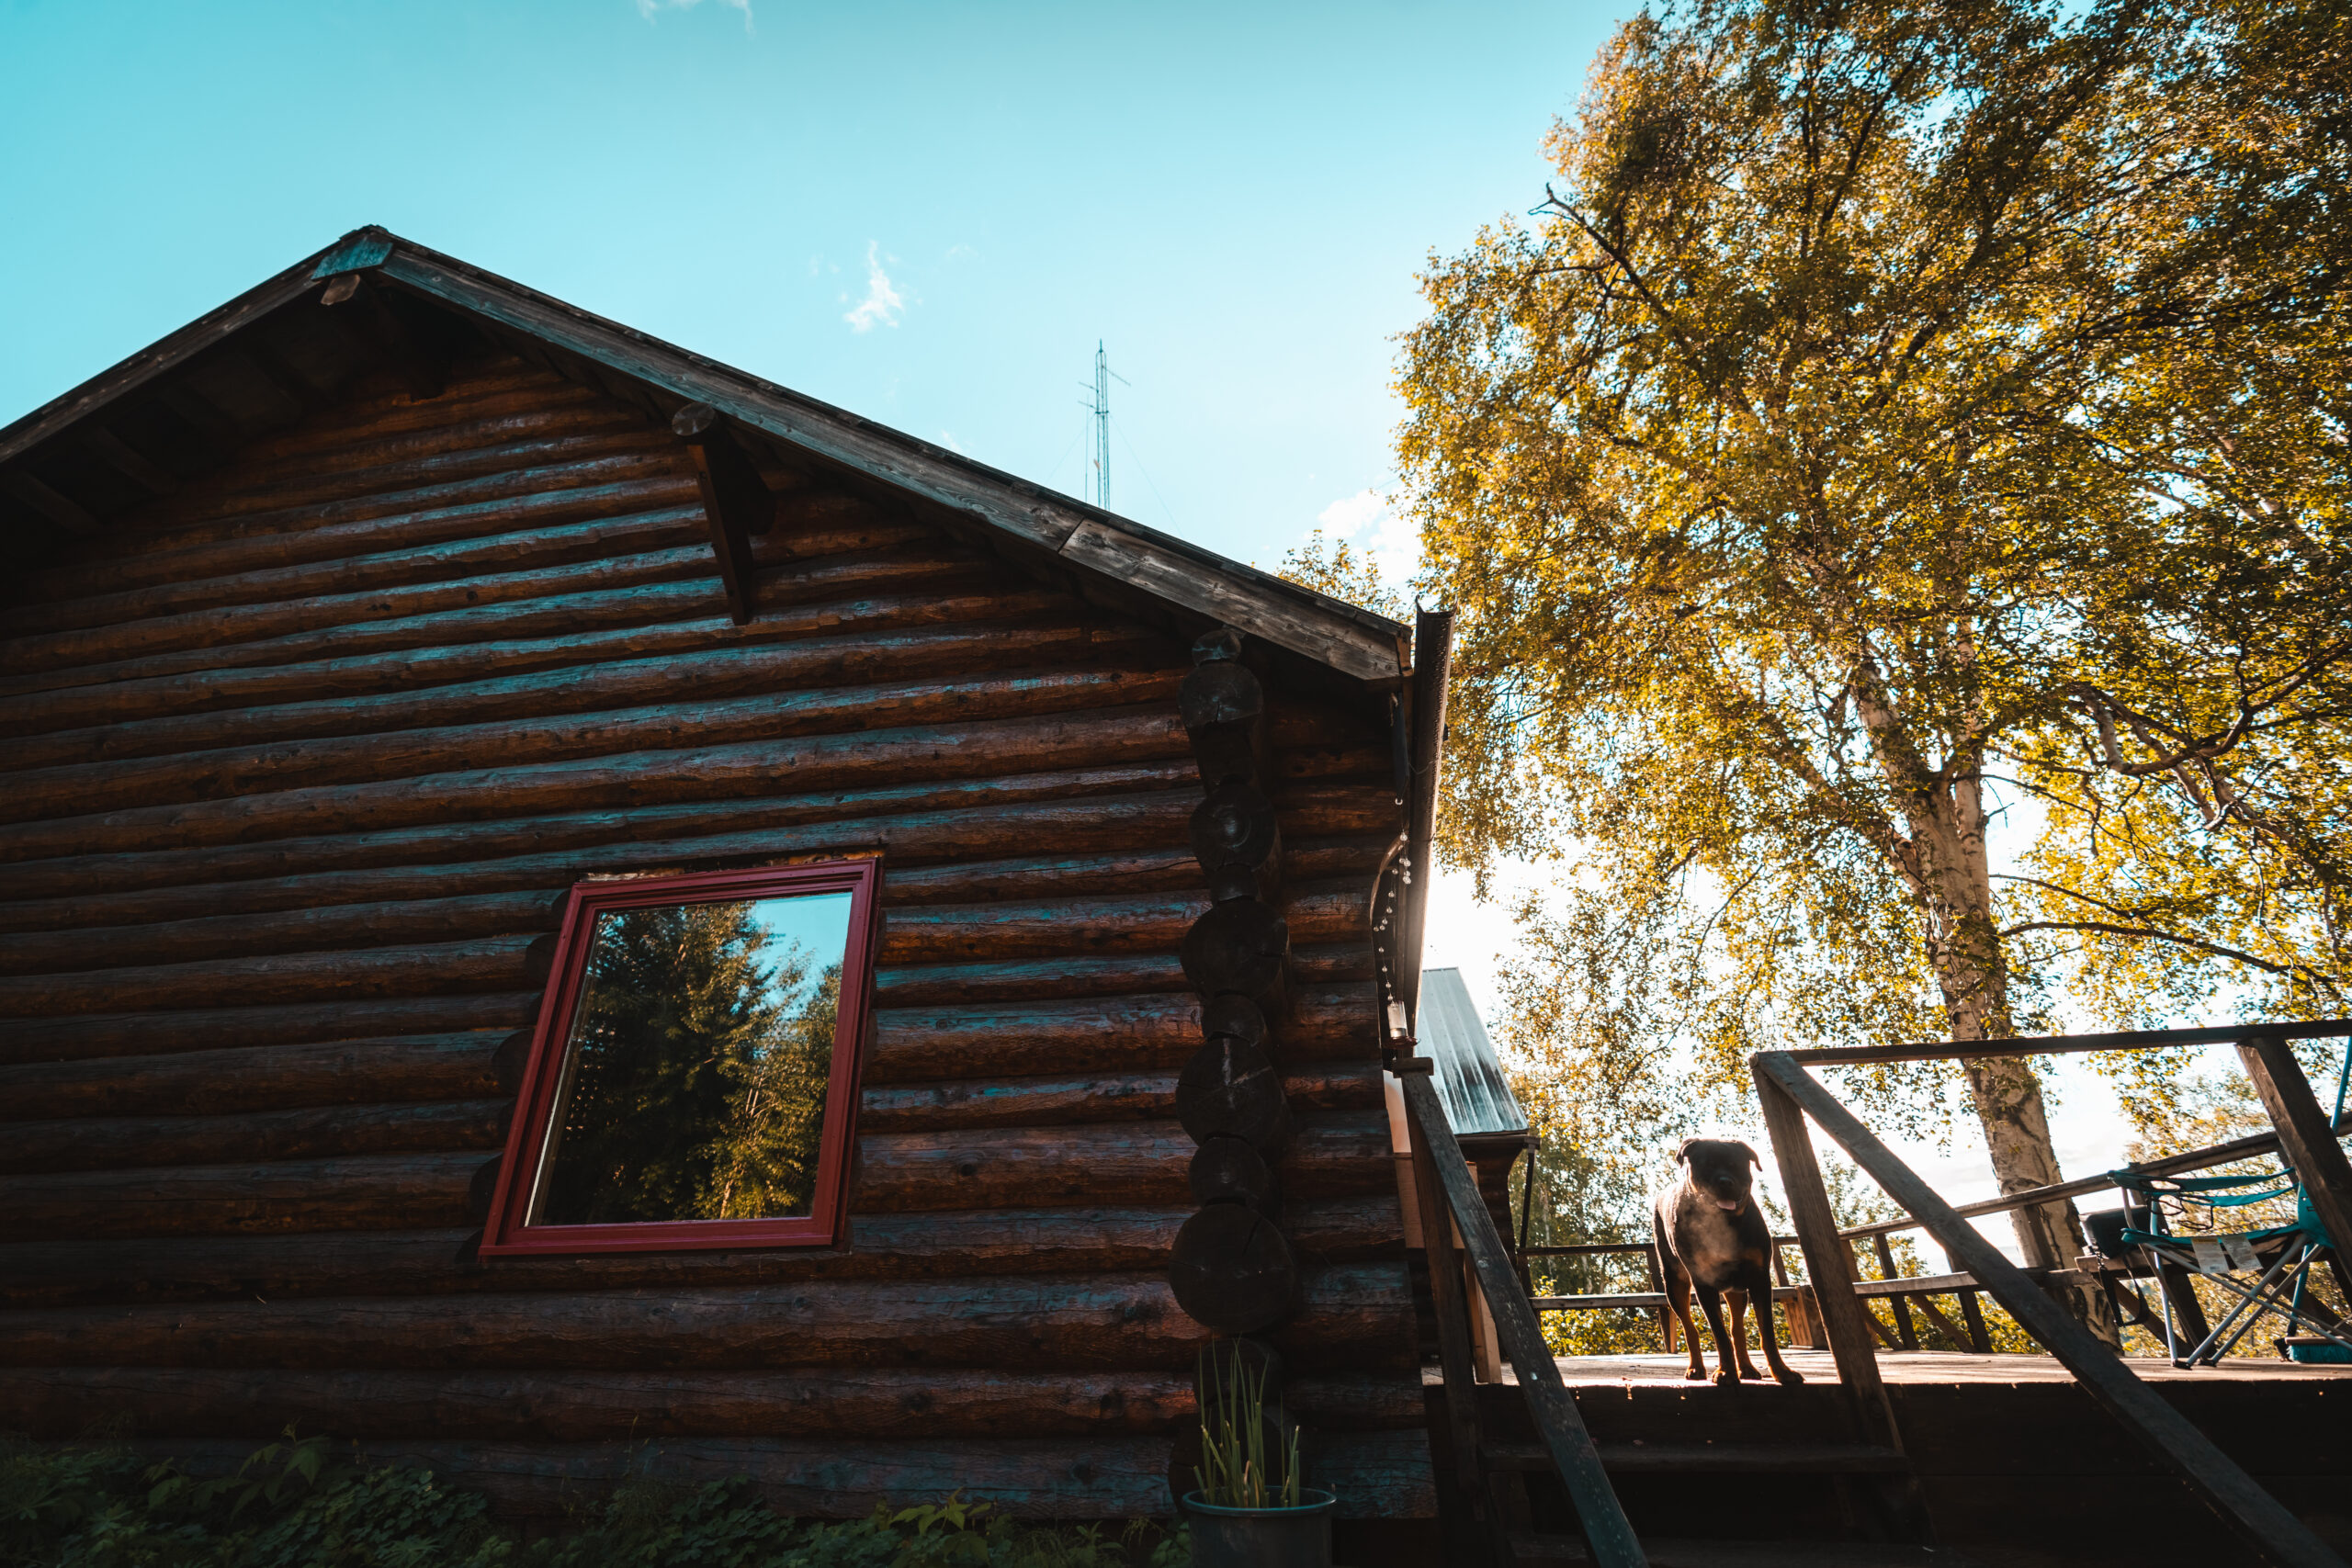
[1957,1289,1991,1354]
[1758,1049,2348,1568]
[1645,1242,1676,1350]
[1399,1064,1506,1564]
[1872,1235,1920,1351]
[1753,1067,1904,1450]
[2237,1038,2352,1260]
[1399,1071,1646,1568]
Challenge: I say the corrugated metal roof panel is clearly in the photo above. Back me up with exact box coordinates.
[1418,967,1528,1137]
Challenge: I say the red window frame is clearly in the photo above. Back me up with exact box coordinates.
[479,858,881,1257]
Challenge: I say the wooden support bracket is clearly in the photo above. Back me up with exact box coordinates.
[672,402,775,625]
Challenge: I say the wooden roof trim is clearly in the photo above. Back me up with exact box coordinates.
[0,252,330,468]
[368,245,1408,683]
[0,229,1409,684]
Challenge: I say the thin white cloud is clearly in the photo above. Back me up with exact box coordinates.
[843,242,905,333]
[1316,489,1420,592]
[1317,489,1384,539]
[636,0,753,35]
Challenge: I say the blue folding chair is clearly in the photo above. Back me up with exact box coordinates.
[2109,1042,2352,1367]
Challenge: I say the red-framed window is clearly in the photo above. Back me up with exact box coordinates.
[480,859,881,1256]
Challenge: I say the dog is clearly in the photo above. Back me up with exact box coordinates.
[1653,1138,1804,1386]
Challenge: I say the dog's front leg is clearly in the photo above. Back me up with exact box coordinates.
[1693,1285,1741,1387]
[1745,1273,1805,1386]
[1725,1289,1765,1381]
[1668,1269,1707,1381]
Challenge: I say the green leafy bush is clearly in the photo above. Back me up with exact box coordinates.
[1,1434,1182,1568]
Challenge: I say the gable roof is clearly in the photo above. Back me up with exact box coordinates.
[0,227,1409,685]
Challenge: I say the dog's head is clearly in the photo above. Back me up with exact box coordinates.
[1676,1138,1760,1214]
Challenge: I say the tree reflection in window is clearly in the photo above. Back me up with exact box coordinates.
[528,891,849,1226]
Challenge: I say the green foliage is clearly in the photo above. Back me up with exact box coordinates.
[1397,0,2352,1250]
[1271,530,1408,622]
[1191,1351,1302,1511]
[0,1438,1182,1568]
[539,901,841,1225]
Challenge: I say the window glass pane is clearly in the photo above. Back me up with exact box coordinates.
[527,890,854,1226]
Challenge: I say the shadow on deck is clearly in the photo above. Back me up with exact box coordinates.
[1430,1352,2352,1565]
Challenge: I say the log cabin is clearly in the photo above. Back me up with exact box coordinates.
[0,228,1481,1557]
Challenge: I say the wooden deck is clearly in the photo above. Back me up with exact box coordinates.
[1545,1348,2352,1385]
[1422,1349,2352,1566]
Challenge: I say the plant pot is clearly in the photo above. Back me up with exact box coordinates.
[1182,1488,1338,1568]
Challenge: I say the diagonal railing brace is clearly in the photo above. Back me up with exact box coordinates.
[1753,1051,2346,1568]
[1399,1069,1646,1568]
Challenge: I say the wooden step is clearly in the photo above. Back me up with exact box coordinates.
[1510,1535,1972,1566]
[1486,1441,1910,1475]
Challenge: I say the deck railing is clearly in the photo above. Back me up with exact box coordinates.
[1751,1021,2352,1568]
[1394,1057,1646,1567]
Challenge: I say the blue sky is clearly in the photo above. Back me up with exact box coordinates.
[1,0,2164,1248]
[2,0,1621,581]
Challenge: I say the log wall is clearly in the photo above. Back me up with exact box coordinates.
[0,355,1430,1520]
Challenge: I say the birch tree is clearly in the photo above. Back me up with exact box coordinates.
[1396,0,2351,1294]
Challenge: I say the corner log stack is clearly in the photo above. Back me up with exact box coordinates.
[1168,628,1307,1497]
[0,350,1430,1527]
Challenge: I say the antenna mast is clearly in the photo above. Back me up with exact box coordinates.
[1091,340,1111,509]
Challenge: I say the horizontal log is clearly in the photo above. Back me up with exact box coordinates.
[0,934,545,1018]
[51,381,630,554]
[13,463,699,627]
[878,876,1468,965]
[0,640,1169,824]
[0,1261,1414,1373]
[0,513,939,692]
[0,1196,1405,1307]
[0,885,1355,1006]
[876,953,1183,1007]
[29,439,678,600]
[0,1098,508,1174]
[0,542,718,686]
[858,1064,1377,1134]
[87,1428,1433,1521]
[0,553,995,740]
[98,1427,1434,1521]
[0,695,1189,865]
[0,993,540,1067]
[853,1112,1390,1212]
[0,1151,486,1240]
[0,799,1382,955]
[6,481,707,639]
[0,1366,1195,1441]
[0,1032,511,1120]
[0,1363,1418,1441]
[138,408,656,531]
[0,763,1198,915]
[0,1062,1370,1163]
[208,367,611,462]
[0,1113,1387,1238]
[1291,942,1376,986]
[0,890,563,977]
[865,982,1376,1082]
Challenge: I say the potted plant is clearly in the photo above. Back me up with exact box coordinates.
[1181,1347,1338,1567]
